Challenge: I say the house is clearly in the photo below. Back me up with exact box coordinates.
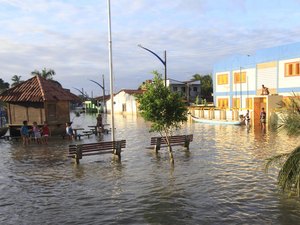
[0,75,81,136]
[167,79,201,103]
[213,42,300,126]
[106,89,144,114]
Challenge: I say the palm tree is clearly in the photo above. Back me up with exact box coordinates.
[31,68,56,80]
[11,75,23,87]
[265,94,300,196]
[192,73,213,101]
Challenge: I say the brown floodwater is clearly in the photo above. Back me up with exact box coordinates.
[0,112,299,225]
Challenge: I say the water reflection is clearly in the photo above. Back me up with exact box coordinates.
[0,113,300,224]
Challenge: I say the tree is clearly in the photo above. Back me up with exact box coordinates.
[0,78,9,93]
[192,74,213,101]
[31,68,56,80]
[11,75,23,87]
[265,95,300,196]
[136,71,188,164]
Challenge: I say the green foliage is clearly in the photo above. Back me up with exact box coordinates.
[11,75,23,87]
[277,94,300,136]
[192,73,213,101]
[265,94,300,196]
[265,146,300,197]
[31,68,56,80]
[137,71,188,135]
[195,95,199,105]
[0,78,9,93]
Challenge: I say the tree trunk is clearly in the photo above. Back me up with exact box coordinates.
[168,145,174,164]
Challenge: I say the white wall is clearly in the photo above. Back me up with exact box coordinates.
[106,91,139,114]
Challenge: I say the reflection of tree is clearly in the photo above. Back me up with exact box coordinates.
[141,162,192,225]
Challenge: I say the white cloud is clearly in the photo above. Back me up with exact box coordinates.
[1,0,300,96]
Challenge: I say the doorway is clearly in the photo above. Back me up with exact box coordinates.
[253,97,266,128]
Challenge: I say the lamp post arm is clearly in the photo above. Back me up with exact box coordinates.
[138,44,166,66]
[73,87,89,98]
[89,79,104,90]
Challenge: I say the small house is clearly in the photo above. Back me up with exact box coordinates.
[106,89,144,114]
[0,75,81,136]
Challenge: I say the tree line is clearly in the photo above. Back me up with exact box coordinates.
[0,68,56,93]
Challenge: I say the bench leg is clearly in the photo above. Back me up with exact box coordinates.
[74,154,80,164]
[74,146,82,164]
[184,140,190,150]
[114,141,122,160]
[154,137,161,152]
[184,136,191,150]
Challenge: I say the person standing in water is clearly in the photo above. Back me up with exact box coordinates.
[260,107,267,131]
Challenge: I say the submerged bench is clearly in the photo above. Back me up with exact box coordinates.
[68,140,126,164]
[150,134,193,152]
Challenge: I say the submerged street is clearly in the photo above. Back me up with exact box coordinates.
[0,113,299,225]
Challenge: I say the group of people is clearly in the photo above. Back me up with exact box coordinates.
[20,120,50,145]
[243,107,266,131]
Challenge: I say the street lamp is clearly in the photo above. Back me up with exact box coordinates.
[89,74,106,113]
[138,44,167,86]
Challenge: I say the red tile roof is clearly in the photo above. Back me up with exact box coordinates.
[0,75,81,102]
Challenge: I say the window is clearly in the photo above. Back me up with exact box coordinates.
[122,103,126,112]
[217,74,228,85]
[285,62,300,76]
[246,98,253,109]
[173,86,178,92]
[181,87,186,92]
[232,98,240,109]
[193,87,197,92]
[234,72,246,83]
[218,98,228,108]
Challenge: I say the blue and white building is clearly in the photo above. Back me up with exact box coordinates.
[213,42,300,125]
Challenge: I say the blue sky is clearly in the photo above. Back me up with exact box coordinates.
[1,0,300,97]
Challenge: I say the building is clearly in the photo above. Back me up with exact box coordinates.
[167,79,201,103]
[0,75,81,136]
[106,89,144,114]
[213,42,300,126]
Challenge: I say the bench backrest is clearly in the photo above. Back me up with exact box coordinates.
[150,134,193,145]
[69,140,126,154]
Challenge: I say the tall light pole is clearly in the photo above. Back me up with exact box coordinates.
[138,44,167,86]
[107,0,115,141]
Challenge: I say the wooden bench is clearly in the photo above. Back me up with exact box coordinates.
[150,134,193,152]
[68,140,126,164]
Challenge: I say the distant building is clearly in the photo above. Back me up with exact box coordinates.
[167,78,201,103]
[106,89,144,114]
[0,75,81,136]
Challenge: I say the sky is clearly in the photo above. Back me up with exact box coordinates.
[1,0,300,97]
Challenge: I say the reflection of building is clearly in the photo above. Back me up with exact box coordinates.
[213,42,300,126]
[167,79,201,103]
[106,89,144,114]
[0,75,80,135]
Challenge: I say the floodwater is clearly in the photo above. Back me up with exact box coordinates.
[0,113,300,225]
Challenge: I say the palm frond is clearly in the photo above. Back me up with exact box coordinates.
[264,153,290,173]
[274,146,300,195]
